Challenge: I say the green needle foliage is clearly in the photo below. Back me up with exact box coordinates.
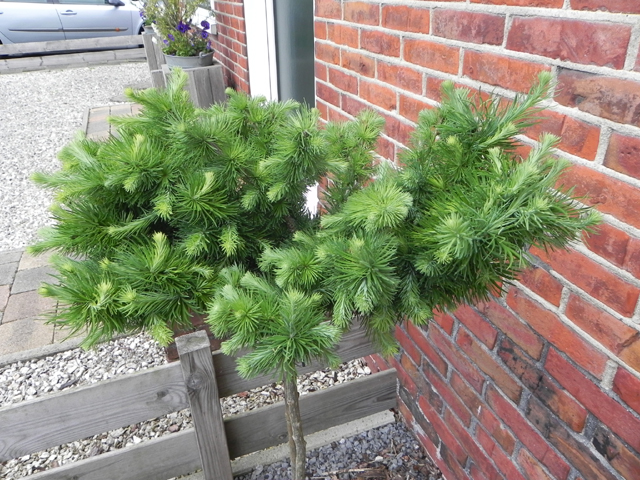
[31,69,381,349]
[208,266,341,382]
[258,71,600,356]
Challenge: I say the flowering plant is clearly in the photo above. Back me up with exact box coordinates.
[139,10,154,27]
[143,0,214,57]
[162,19,212,57]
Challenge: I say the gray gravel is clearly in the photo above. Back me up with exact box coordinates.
[236,421,441,480]
[0,63,150,251]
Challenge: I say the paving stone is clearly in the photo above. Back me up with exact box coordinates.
[11,266,56,294]
[0,317,54,356]
[0,262,18,285]
[18,250,54,271]
[3,290,56,323]
[54,326,82,344]
[0,285,10,313]
[0,250,23,265]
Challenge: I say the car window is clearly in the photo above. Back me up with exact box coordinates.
[56,0,108,4]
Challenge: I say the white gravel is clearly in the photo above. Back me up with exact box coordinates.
[0,63,151,251]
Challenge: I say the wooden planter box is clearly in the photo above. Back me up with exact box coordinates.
[142,31,225,109]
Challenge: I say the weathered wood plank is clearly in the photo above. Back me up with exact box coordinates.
[150,69,166,89]
[142,32,159,71]
[225,368,397,458]
[24,369,396,479]
[0,364,188,462]
[176,332,232,480]
[187,67,215,108]
[212,325,374,397]
[151,33,166,68]
[0,35,143,56]
[0,327,376,461]
[26,430,200,480]
[209,65,227,104]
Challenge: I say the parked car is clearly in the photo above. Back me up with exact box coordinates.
[0,0,145,44]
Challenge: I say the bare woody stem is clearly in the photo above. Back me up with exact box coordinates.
[283,375,307,480]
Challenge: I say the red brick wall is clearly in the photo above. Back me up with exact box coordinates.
[316,1,640,479]
[212,0,249,93]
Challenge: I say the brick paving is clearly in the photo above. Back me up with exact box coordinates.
[0,249,58,356]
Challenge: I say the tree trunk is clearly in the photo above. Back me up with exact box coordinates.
[283,375,307,479]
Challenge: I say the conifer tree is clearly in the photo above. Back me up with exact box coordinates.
[33,70,599,480]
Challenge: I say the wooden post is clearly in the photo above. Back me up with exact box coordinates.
[141,31,159,72]
[176,331,233,480]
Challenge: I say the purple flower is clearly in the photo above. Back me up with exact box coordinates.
[201,31,209,39]
[139,11,144,17]
[167,33,175,41]
[163,39,168,45]
[200,20,210,30]
[176,21,189,33]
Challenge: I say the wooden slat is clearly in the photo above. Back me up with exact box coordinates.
[226,368,397,458]
[26,430,200,480]
[24,369,396,480]
[176,332,233,480]
[212,326,374,397]
[142,32,159,71]
[0,326,375,461]
[209,64,227,104]
[187,66,215,108]
[150,69,166,89]
[0,364,188,463]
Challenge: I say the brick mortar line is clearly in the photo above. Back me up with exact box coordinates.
[321,56,435,108]
[624,21,640,71]
[317,32,640,81]
[502,12,514,50]
[512,281,640,388]
[318,98,411,153]
[513,131,640,190]
[327,0,640,23]
[320,59,640,188]
[218,58,248,74]
[326,52,640,141]
[544,238,640,316]
[317,77,426,123]
[601,360,618,390]
[218,36,248,51]
[593,127,612,166]
[316,42,640,121]
[214,10,245,22]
